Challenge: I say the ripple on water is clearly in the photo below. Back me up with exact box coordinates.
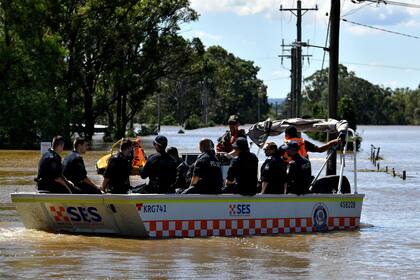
[1,126,420,278]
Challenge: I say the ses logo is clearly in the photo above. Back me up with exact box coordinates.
[49,206,102,224]
[312,203,328,231]
[229,204,251,216]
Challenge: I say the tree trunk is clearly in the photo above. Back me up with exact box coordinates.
[83,89,95,140]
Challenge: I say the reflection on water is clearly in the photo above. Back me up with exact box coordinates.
[1,125,420,278]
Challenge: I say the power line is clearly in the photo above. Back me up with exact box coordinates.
[342,18,420,40]
[252,55,420,72]
[352,0,420,9]
[342,1,373,16]
[312,58,420,71]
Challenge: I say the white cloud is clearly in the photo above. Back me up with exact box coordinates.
[191,0,420,28]
[194,31,222,41]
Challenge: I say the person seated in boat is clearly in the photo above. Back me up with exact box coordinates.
[260,142,287,194]
[182,138,223,194]
[167,146,191,192]
[63,137,102,194]
[285,141,312,195]
[35,136,78,193]
[139,135,177,193]
[101,139,133,194]
[223,137,258,195]
[284,125,340,160]
[216,115,246,157]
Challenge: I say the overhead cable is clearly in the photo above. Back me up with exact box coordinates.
[342,18,420,40]
[352,0,420,9]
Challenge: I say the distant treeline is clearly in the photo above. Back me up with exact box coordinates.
[0,0,269,149]
[280,65,420,130]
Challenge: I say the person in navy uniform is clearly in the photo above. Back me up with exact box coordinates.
[63,137,102,194]
[139,135,177,193]
[166,146,191,192]
[101,139,133,194]
[182,138,223,194]
[260,142,287,194]
[36,136,76,193]
[285,141,312,195]
[224,137,258,195]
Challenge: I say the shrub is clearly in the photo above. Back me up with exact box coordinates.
[184,114,203,130]
[161,115,178,125]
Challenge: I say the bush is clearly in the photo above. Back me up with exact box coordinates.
[125,129,137,138]
[184,114,203,130]
[161,115,178,125]
[137,124,157,136]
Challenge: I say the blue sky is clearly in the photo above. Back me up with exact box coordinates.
[181,0,420,98]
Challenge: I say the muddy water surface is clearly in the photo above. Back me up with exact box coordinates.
[1,126,419,279]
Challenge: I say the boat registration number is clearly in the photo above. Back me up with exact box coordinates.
[340,201,355,208]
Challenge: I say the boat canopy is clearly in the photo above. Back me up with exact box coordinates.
[247,118,349,147]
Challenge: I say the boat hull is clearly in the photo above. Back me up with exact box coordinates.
[11,193,364,238]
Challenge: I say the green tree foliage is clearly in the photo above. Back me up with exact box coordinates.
[0,0,269,148]
[0,0,67,147]
[139,45,270,128]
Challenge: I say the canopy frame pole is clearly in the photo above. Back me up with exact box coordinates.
[348,128,358,194]
[337,129,349,194]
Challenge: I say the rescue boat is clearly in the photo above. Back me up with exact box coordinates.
[11,118,364,238]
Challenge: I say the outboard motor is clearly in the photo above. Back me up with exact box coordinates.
[310,175,351,194]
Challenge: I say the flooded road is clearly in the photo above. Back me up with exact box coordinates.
[1,126,419,279]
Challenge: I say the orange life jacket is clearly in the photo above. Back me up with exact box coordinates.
[284,137,308,162]
[132,138,146,168]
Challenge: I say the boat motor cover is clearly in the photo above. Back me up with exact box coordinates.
[247,118,349,147]
[311,175,351,194]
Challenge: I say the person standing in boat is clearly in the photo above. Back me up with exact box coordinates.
[36,136,77,193]
[285,141,312,195]
[260,142,287,194]
[63,137,102,194]
[182,138,223,194]
[216,115,247,155]
[139,135,177,193]
[101,139,133,194]
[284,125,340,160]
[224,137,258,195]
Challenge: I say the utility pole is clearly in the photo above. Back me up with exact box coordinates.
[280,1,317,118]
[290,47,297,117]
[327,0,340,175]
[296,0,302,118]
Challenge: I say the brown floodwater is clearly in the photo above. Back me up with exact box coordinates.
[1,126,419,279]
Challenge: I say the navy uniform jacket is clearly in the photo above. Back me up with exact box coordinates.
[227,151,258,195]
[260,154,287,194]
[173,159,191,189]
[286,154,312,195]
[63,150,87,184]
[140,152,177,193]
[192,151,223,194]
[103,152,132,194]
[37,148,63,186]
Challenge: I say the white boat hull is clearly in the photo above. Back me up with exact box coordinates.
[11,193,364,238]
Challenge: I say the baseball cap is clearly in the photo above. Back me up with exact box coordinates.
[153,135,168,148]
[232,137,248,150]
